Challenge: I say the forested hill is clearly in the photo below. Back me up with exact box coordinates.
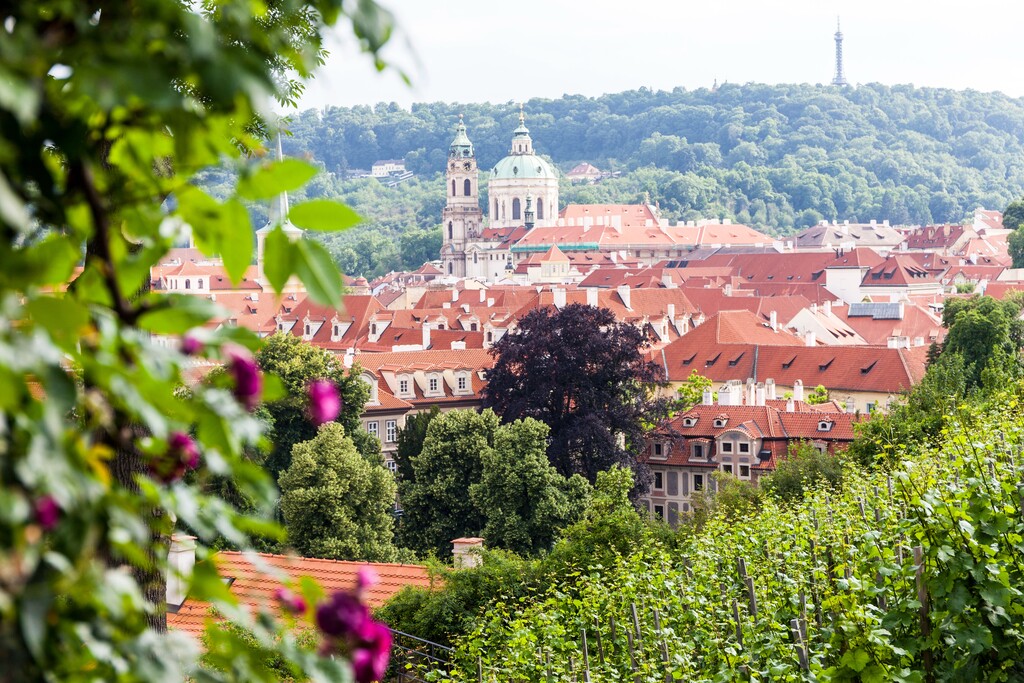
[282,83,1024,231]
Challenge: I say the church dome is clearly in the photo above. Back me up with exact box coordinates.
[491,154,557,181]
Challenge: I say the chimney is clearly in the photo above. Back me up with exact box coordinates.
[702,387,714,405]
[804,331,816,347]
[479,289,486,303]
[847,399,857,414]
[667,303,675,320]
[793,380,804,402]
[786,398,795,412]
[422,324,431,350]
[450,341,466,350]
[769,310,777,332]
[755,383,766,406]
[552,287,567,310]
[765,378,777,400]
[731,381,743,406]
[746,378,756,406]
[452,288,459,302]
[167,534,196,608]
[452,537,484,569]
[724,284,732,297]
[586,288,599,307]
[487,298,494,307]
[616,284,631,310]
[823,300,832,316]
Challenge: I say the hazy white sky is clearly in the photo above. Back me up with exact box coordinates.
[296,0,1024,110]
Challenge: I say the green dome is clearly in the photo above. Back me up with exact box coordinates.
[490,153,557,180]
[449,118,474,158]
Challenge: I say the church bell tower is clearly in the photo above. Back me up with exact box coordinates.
[441,115,482,278]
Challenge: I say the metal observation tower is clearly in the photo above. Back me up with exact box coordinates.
[832,17,848,86]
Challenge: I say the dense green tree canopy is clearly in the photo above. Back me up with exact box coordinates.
[470,419,591,556]
[256,332,374,476]
[279,423,398,562]
[397,409,498,558]
[941,295,1024,390]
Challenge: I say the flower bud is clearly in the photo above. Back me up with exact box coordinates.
[33,495,60,531]
[315,591,369,639]
[274,587,307,615]
[180,333,202,356]
[308,379,342,426]
[224,344,262,411]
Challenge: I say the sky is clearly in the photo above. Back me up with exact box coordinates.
[295,0,1024,111]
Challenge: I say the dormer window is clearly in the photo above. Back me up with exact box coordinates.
[428,376,440,394]
[399,378,410,396]
[457,374,468,392]
[818,421,833,432]
[713,417,728,428]
[682,417,697,427]
[304,324,311,336]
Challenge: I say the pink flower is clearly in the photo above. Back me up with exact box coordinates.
[180,333,202,356]
[274,587,307,615]
[351,620,392,683]
[355,566,378,599]
[224,344,262,411]
[316,591,369,638]
[34,495,60,531]
[308,379,341,426]
[152,431,200,482]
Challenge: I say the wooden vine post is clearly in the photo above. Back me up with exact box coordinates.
[913,545,934,681]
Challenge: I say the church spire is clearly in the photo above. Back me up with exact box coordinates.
[266,133,291,227]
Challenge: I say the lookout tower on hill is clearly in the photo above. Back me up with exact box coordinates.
[832,17,848,86]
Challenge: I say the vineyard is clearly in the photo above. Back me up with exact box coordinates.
[429,395,1024,682]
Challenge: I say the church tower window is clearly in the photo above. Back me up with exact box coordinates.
[185,279,191,290]
[448,222,453,240]
[464,179,471,196]
[537,198,544,220]
[512,198,521,220]
[494,199,499,219]
[451,179,456,196]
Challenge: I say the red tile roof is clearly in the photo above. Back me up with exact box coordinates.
[167,552,433,637]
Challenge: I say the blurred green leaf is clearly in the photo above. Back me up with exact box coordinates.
[295,239,342,307]
[221,199,254,284]
[138,295,222,335]
[25,296,90,347]
[263,227,296,294]
[288,199,361,232]
[237,159,318,200]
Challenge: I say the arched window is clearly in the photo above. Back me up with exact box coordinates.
[464,179,471,196]
[512,198,521,221]
[494,199,499,219]
[451,179,456,196]
[197,278,204,289]
[185,279,191,290]
[536,198,544,220]
[448,262,453,274]
[501,202,506,220]
[448,222,453,240]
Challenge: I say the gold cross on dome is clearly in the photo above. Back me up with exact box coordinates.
[518,101,525,124]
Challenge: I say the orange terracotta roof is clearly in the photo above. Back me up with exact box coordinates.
[167,552,433,637]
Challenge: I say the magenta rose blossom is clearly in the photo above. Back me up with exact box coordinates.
[316,591,369,638]
[152,431,200,482]
[180,333,202,356]
[34,495,60,531]
[355,566,378,599]
[274,587,307,615]
[224,344,262,410]
[351,620,392,683]
[308,379,341,426]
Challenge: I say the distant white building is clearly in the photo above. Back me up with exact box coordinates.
[371,159,406,178]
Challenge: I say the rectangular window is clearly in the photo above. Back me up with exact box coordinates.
[722,464,733,475]
[399,379,409,395]
[457,375,468,391]
[693,474,704,491]
[653,505,665,519]
[739,464,751,479]
[654,471,664,490]
[739,442,750,454]
[692,443,704,459]
[653,442,663,457]
[366,421,378,437]
[385,420,397,443]
[386,460,397,473]
[429,377,439,393]
[721,441,733,453]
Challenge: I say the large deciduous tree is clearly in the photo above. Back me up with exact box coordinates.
[470,419,591,556]
[941,295,1024,390]
[279,423,398,562]
[397,409,499,558]
[482,303,666,486]
[1004,197,1024,231]
[256,332,374,477]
